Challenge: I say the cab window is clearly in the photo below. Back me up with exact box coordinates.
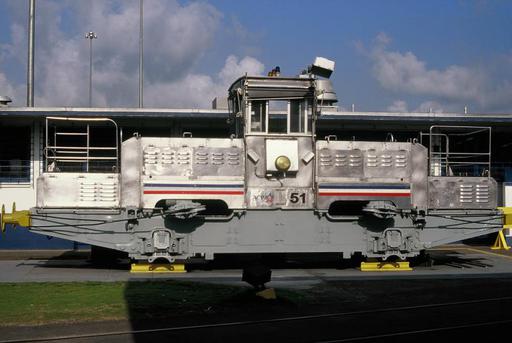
[250,100,266,132]
[248,99,310,134]
[268,101,287,133]
[290,100,305,133]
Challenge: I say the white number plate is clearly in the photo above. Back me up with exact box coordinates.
[286,189,309,207]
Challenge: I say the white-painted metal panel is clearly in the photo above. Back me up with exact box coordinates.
[265,139,298,172]
[0,185,37,210]
[37,173,120,208]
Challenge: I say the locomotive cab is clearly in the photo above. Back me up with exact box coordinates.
[228,75,318,209]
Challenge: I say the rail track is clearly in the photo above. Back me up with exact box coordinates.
[2,295,511,343]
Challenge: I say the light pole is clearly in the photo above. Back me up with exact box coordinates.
[85,31,97,107]
[139,0,144,108]
[27,0,35,107]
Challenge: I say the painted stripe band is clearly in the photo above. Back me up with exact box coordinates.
[318,184,410,190]
[144,190,244,195]
[144,183,244,188]
[318,192,410,197]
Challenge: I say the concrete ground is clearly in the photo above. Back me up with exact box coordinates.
[1,245,512,342]
[0,244,512,287]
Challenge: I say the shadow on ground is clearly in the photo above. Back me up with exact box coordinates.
[425,250,493,269]
[31,247,496,273]
[33,249,131,271]
[121,275,512,343]
[462,232,500,246]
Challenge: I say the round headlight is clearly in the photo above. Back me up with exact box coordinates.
[275,155,291,172]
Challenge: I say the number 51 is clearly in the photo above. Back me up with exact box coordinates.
[290,192,306,204]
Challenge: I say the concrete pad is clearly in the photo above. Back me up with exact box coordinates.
[0,245,512,288]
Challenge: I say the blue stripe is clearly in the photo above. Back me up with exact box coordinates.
[318,184,410,190]
[144,183,244,188]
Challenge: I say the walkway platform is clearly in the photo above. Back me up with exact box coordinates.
[1,245,512,286]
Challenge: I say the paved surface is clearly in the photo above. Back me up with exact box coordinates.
[1,245,512,342]
[1,245,512,288]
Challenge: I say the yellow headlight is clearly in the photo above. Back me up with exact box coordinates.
[275,155,291,172]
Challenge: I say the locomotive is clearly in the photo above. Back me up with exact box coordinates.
[0,57,505,266]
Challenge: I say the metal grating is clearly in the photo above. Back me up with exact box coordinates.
[79,181,118,203]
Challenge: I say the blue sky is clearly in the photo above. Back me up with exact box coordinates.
[0,0,511,112]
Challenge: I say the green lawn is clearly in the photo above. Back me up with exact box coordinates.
[3,278,507,327]
[0,281,259,326]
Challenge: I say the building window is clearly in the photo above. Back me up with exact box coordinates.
[0,126,31,183]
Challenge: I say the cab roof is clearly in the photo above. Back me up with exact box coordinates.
[228,75,316,100]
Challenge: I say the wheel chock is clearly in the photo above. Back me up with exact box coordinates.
[256,288,276,300]
[491,229,511,251]
[130,262,186,273]
[360,261,412,272]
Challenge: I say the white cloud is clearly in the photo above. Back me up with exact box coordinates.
[375,32,391,46]
[0,72,24,103]
[370,32,512,112]
[218,55,264,84]
[372,44,482,100]
[146,55,264,108]
[415,101,444,113]
[387,100,408,112]
[0,0,264,108]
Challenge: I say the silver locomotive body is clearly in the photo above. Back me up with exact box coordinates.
[27,65,502,263]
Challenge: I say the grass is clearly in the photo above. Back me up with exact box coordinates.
[3,278,512,327]
[0,281,258,326]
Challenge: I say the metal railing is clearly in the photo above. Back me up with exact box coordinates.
[44,117,119,173]
[489,163,512,182]
[421,126,492,178]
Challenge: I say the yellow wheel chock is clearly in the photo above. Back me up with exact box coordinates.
[491,230,511,250]
[130,262,186,273]
[1,203,31,233]
[256,288,277,300]
[360,260,412,272]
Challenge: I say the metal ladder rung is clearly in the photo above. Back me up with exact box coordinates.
[54,159,87,163]
[49,156,118,161]
[56,151,88,154]
[88,147,118,151]
[55,132,88,136]
[46,117,120,173]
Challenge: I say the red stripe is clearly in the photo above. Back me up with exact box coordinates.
[319,192,410,197]
[144,190,244,195]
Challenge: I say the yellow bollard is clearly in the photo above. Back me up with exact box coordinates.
[494,207,512,250]
[1,203,32,233]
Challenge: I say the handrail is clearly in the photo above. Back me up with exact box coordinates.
[46,146,117,150]
[45,117,119,173]
[46,156,117,160]
[427,125,491,177]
